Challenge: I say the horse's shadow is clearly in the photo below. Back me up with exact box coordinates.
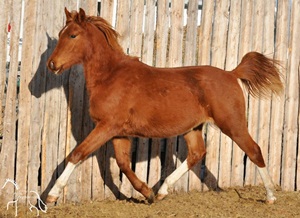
[28,34,220,206]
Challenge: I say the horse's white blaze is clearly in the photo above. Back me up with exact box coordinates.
[257,167,276,202]
[158,160,189,196]
[48,162,77,197]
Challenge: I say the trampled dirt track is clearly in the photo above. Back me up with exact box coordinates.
[1,186,299,218]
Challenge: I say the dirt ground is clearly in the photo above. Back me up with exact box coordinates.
[0,186,299,218]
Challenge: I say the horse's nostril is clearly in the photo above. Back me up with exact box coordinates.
[49,61,55,70]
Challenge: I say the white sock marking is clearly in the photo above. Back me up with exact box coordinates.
[48,162,77,198]
[158,160,189,196]
[257,167,276,202]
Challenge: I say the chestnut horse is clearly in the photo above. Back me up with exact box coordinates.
[46,8,283,204]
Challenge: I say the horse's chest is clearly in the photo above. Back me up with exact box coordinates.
[88,90,123,122]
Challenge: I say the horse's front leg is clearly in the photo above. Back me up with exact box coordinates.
[46,124,114,204]
[112,137,155,203]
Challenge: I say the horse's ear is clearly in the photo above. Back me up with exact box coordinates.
[78,8,86,23]
[65,7,72,23]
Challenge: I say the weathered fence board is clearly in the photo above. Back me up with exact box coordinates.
[0,0,22,203]
[168,0,185,193]
[16,0,38,204]
[225,0,243,187]
[268,0,289,188]
[282,0,300,191]
[0,0,299,205]
[207,0,230,190]
[114,0,133,200]
[184,0,200,191]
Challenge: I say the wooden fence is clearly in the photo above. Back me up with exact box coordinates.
[0,0,299,204]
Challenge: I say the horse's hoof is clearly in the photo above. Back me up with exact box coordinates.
[147,191,155,204]
[46,195,59,204]
[265,197,276,204]
[156,193,167,201]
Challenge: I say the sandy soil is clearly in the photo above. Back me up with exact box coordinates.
[0,186,299,218]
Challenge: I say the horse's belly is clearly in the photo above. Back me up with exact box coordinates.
[121,104,206,138]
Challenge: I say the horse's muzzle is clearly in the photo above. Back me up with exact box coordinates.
[47,60,62,74]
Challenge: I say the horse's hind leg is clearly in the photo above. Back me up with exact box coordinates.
[157,126,206,200]
[112,137,155,203]
[216,119,276,203]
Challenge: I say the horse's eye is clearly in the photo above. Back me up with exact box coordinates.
[70,35,77,39]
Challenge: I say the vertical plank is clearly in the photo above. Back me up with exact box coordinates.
[236,0,253,187]
[184,0,200,191]
[0,0,22,203]
[197,0,214,191]
[104,141,120,200]
[0,0,9,145]
[245,0,264,186]
[282,0,300,191]
[75,0,98,203]
[168,0,185,192]
[223,0,242,188]
[269,0,289,187]
[142,0,156,66]
[128,0,144,57]
[216,0,236,188]
[148,138,162,192]
[16,0,38,203]
[100,0,114,24]
[175,136,188,192]
[255,0,275,185]
[100,0,121,200]
[153,0,170,192]
[55,3,69,204]
[126,0,146,199]
[115,0,132,199]
[62,0,77,203]
[184,0,198,67]
[155,0,169,67]
[198,0,213,66]
[295,64,300,191]
[81,0,98,15]
[44,1,67,204]
[168,0,184,67]
[142,0,159,193]
[163,137,177,192]
[27,0,47,202]
[207,0,230,189]
[39,0,52,198]
[115,0,131,52]
[133,138,149,199]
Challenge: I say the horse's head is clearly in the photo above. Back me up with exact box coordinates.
[47,8,90,74]
[47,8,122,75]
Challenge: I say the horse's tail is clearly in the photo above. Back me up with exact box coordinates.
[232,52,284,98]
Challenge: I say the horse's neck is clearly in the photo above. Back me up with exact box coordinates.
[83,50,123,92]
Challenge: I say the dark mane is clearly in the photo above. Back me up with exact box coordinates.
[86,16,124,53]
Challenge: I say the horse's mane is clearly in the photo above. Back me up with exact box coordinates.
[86,16,124,53]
